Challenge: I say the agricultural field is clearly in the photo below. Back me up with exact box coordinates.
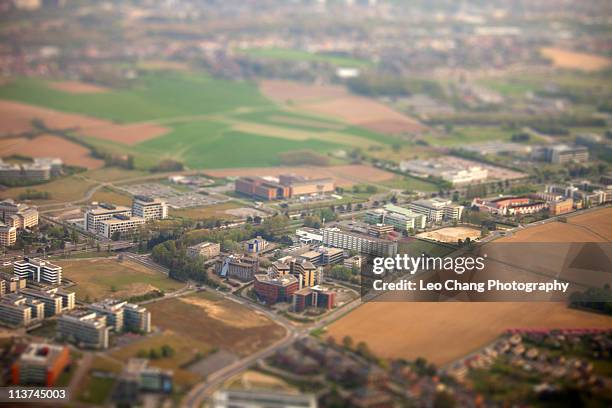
[238,47,372,68]
[328,207,612,366]
[90,187,133,207]
[540,47,612,72]
[380,175,439,192]
[58,257,184,301]
[0,73,403,170]
[145,290,286,357]
[327,302,612,366]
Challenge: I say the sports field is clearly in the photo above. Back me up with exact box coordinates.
[0,72,399,170]
[58,257,184,301]
[327,207,612,366]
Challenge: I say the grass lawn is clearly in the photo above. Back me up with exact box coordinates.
[381,175,439,192]
[170,201,243,220]
[90,186,133,206]
[57,258,183,301]
[112,331,206,386]
[146,290,286,357]
[78,376,116,405]
[239,47,372,68]
[0,175,97,204]
[423,126,515,147]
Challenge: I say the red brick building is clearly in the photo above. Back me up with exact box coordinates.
[253,274,299,304]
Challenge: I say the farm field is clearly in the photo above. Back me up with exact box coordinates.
[238,47,371,68]
[146,290,286,357]
[260,80,426,135]
[58,257,184,301]
[205,164,396,187]
[541,47,612,71]
[422,126,516,147]
[0,73,401,170]
[328,207,612,366]
[380,175,438,192]
[327,302,612,366]
[0,135,104,169]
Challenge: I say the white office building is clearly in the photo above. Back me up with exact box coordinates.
[85,204,132,233]
[13,257,62,285]
[132,196,168,221]
[408,198,464,223]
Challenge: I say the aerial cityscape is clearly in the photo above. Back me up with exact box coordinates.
[0,0,611,407]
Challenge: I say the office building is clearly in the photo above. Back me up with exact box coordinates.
[100,215,146,239]
[471,196,547,216]
[549,198,574,215]
[123,303,152,333]
[0,158,62,183]
[364,204,427,233]
[296,227,323,244]
[132,196,168,221]
[344,255,363,269]
[399,158,488,186]
[187,241,221,259]
[0,223,16,247]
[408,198,464,223]
[322,227,398,257]
[293,286,336,312]
[299,247,344,267]
[113,359,173,405]
[367,223,394,238]
[235,174,334,200]
[0,294,33,327]
[253,274,299,305]
[212,389,317,408]
[85,203,132,233]
[217,255,259,281]
[20,287,74,317]
[88,299,126,331]
[11,343,70,386]
[57,310,110,349]
[0,199,39,230]
[544,144,589,164]
[0,272,26,294]
[245,236,268,254]
[13,257,62,285]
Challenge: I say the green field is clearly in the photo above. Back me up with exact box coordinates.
[422,126,516,147]
[0,72,395,169]
[239,47,371,68]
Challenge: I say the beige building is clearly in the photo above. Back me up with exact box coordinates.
[100,215,146,239]
[0,199,39,230]
[187,242,221,259]
[57,310,110,349]
[85,204,132,233]
[0,223,16,247]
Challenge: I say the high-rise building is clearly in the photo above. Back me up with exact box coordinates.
[11,343,70,386]
[13,257,62,285]
[57,310,110,349]
[132,196,168,221]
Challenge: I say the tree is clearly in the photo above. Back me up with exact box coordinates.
[342,336,353,349]
[111,231,121,241]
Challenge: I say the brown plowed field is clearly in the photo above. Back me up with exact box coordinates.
[0,100,168,145]
[0,134,104,169]
[260,79,426,135]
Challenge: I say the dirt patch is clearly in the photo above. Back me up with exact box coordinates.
[541,47,612,72]
[205,164,395,187]
[260,79,426,135]
[0,100,169,145]
[416,227,481,243]
[178,296,272,329]
[0,134,104,169]
[47,81,109,94]
[328,302,612,366]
